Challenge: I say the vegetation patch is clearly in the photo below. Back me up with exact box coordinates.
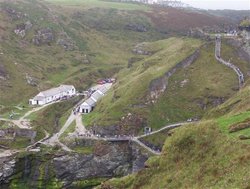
[31,97,80,135]
[98,121,250,189]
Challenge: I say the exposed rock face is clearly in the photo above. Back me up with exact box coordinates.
[0,128,36,143]
[4,7,25,20]
[0,64,8,81]
[25,73,38,86]
[132,42,153,55]
[0,141,150,188]
[91,113,146,137]
[147,49,200,103]
[0,156,16,184]
[54,142,132,185]
[33,28,54,46]
[56,32,75,51]
[195,96,225,110]
[125,24,148,32]
[14,21,32,38]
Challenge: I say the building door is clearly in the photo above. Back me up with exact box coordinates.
[86,109,89,113]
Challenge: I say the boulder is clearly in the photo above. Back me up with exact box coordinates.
[132,43,152,55]
[33,28,54,46]
[125,24,148,32]
[57,38,75,51]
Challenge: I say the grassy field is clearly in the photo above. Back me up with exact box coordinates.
[98,121,250,189]
[45,0,149,11]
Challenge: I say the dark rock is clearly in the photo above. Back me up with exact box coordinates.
[25,73,38,86]
[53,141,147,186]
[0,156,16,184]
[239,135,250,140]
[125,24,148,32]
[0,64,8,81]
[4,7,24,20]
[33,28,54,46]
[57,38,75,51]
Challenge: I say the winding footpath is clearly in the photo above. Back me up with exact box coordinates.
[215,35,244,87]
[0,101,59,129]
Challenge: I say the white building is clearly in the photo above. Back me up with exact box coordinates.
[29,85,76,105]
[79,84,110,114]
[79,98,96,114]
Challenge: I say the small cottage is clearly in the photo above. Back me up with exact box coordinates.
[29,85,76,105]
[79,98,96,114]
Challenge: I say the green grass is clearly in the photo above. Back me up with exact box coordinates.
[0,137,31,149]
[217,111,250,141]
[71,178,107,189]
[45,0,149,11]
[147,42,238,130]
[31,97,80,135]
[84,39,244,135]
[84,37,202,129]
[72,145,94,154]
[98,121,250,189]
[139,129,172,149]
[0,0,156,108]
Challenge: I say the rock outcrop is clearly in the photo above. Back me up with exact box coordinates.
[132,42,153,55]
[4,7,25,20]
[56,32,76,51]
[0,64,8,81]
[0,156,16,184]
[147,49,200,102]
[14,21,32,38]
[25,73,38,86]
[33,28,54,46]
[125,24,148,32]
[0,140,150,188]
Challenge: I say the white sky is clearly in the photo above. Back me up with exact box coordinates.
[181,0,250,10]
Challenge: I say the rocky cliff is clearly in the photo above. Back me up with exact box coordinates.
[0,140,150,188]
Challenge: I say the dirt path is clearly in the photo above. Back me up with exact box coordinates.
[75,114,86,135]
[0,101,59,129]
[136,122,188,139]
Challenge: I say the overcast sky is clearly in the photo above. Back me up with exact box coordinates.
[181,0,250,10]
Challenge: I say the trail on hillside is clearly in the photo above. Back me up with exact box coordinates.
[215,35,244,87]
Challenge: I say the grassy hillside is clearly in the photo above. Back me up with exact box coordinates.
[84,39,248,135]
[45,0,149,11]
[98,121,250,189]
[0,0,233,115]
[206,84,250,142]
[0,0,157,109]
[83,37,202,128]
[147,42,239,130]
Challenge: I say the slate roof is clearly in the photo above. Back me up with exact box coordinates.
[98,85,109,94]
[91,90,103,101]
[81,98,96,107]
[32,85,75,100]
[41,85,74,97]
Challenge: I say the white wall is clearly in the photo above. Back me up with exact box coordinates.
[80,105,92,114]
